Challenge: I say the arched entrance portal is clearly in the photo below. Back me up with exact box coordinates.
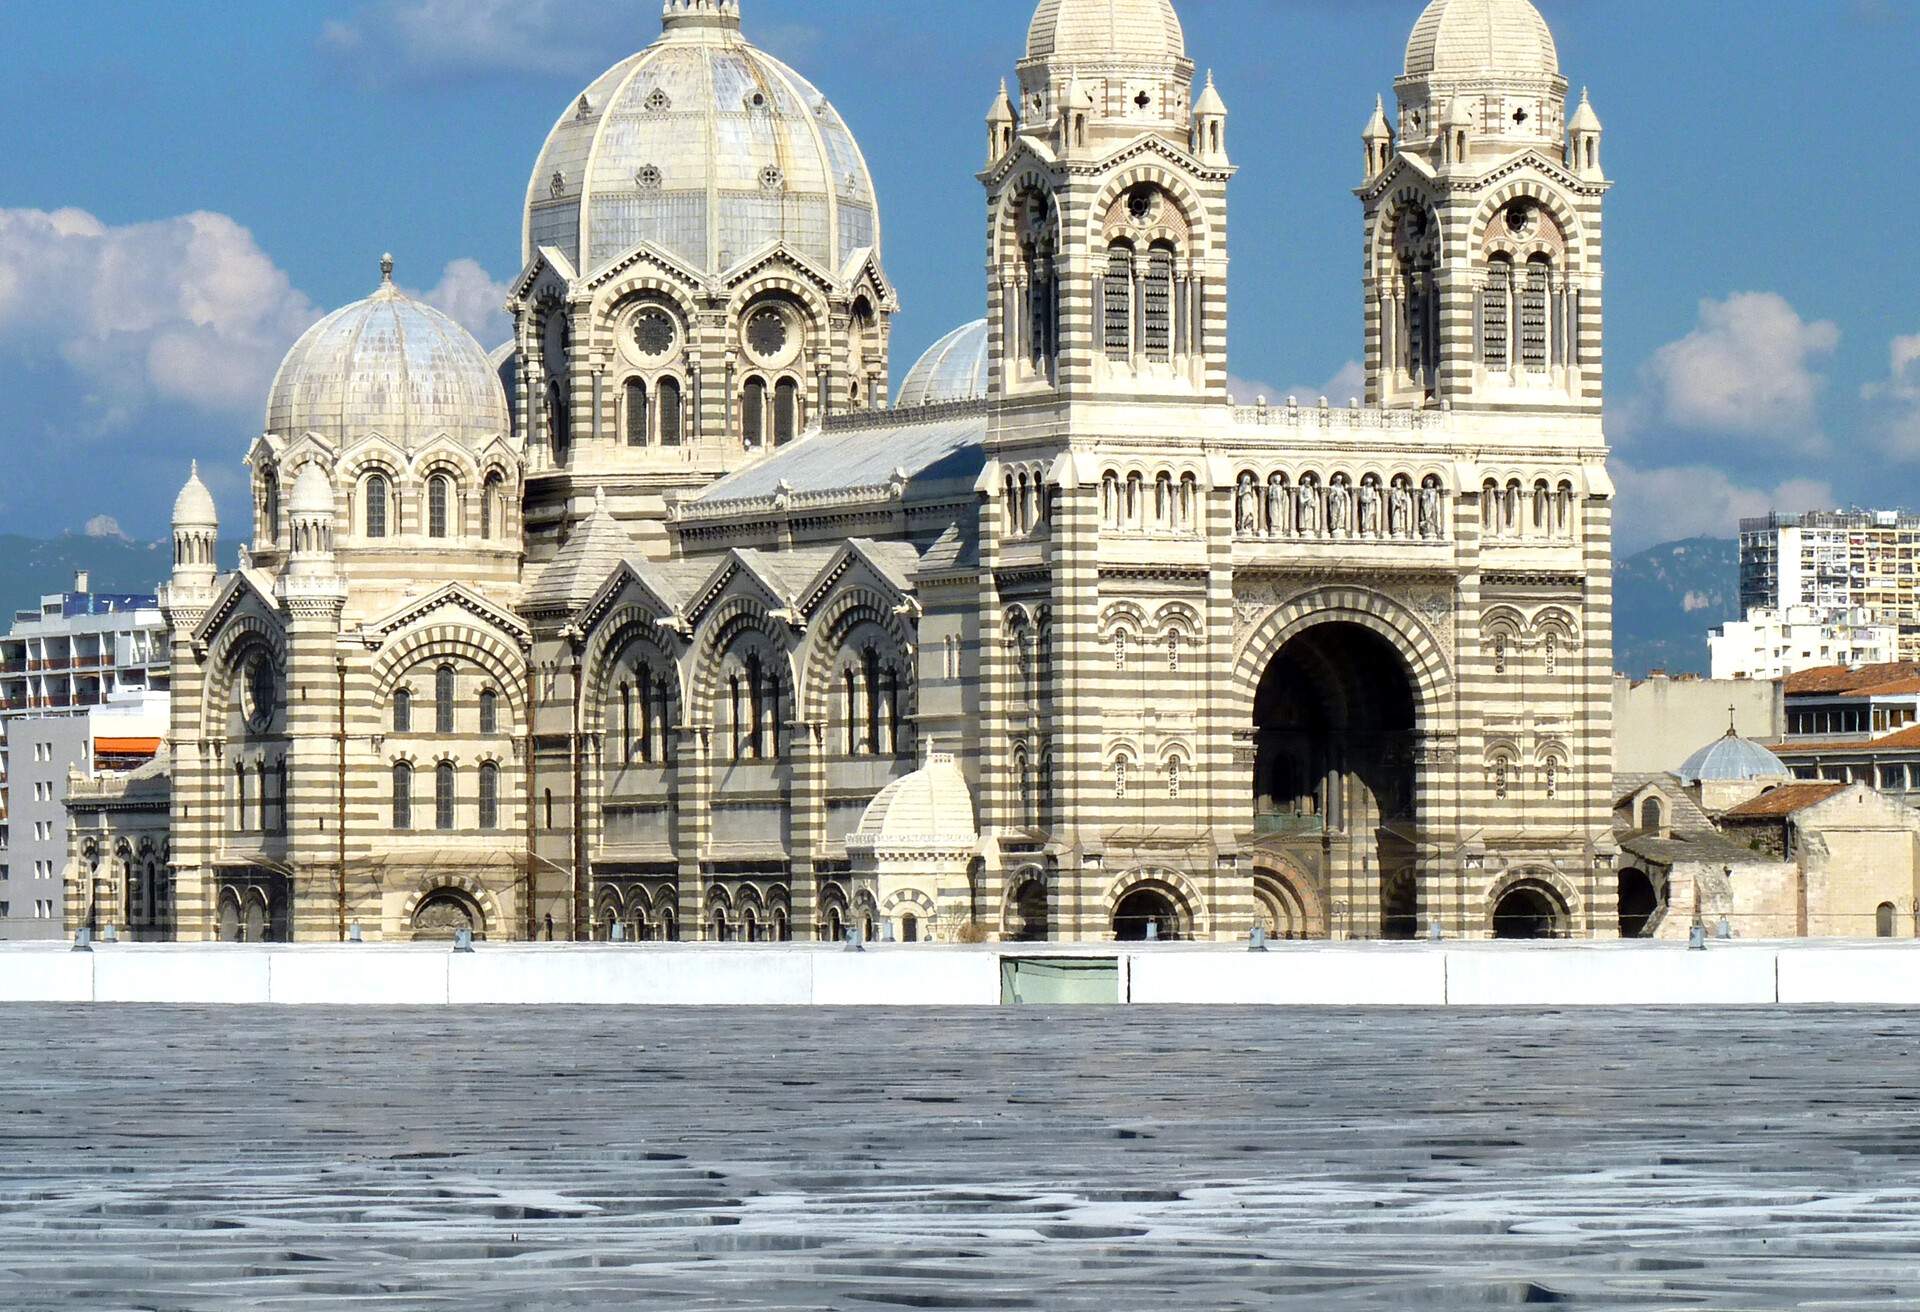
[1253,622,1419,937]
[1492,882,1567,940]
[1113,886,1184,941]
[1618,869,1659,938]
[412,889,483,942]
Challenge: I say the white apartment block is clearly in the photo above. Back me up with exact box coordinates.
[1740,512,1920,659]
[1709,606,1897,682]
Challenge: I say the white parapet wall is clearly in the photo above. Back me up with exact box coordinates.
[3,940,1920,1007]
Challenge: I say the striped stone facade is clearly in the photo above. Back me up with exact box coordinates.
[77,0,1620,946]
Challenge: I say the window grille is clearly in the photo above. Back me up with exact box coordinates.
[1103,248,1132,359]
[1482,261,1511,369]
[1521,261,1550,370]
[742,378,765,448]
[365,474,389,539]
[1144,250,1174,361]
[774,378,799,446]
[625,379,648,446]
[394,689,411,733]
[435,762,455,831]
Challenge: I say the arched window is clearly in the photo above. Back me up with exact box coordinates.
[1103,244,1133,359]
[658,378,682,447]
[479,689,498,735]
[621,682,634,764]
[364,473,390,539]
[1481,256,1512,370]
[625,378,648,446]
[435,665,455,734]
[1114,757,1129,799]
[427,474,452,538]
[393,688,411,733]
[546,379,569,455]
[392,762,413,830]
[1167,756,1182,799]
[1521,257,1552,371]
[774,378,799,446]
[262,478,281,545]
[477,764,499,831]
[742,377,766,448]
[1640,797,1663,832]
[234,762,248,831]
[1144,246,1175,361]
[480,474,499,539]
[435,761,456,831]
[1878,902,1898,938]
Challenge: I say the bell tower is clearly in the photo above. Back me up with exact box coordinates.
[981,0,1232,408]
[1360,0,1608,414]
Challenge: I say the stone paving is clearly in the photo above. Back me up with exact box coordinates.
[1,1007,1917,1309]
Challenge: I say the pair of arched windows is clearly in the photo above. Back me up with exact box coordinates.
[394,669,494,735]
[391,760,500,831]
[840,647,901,757]
[1481,255,1554,372]
[363,473,481,540]
[620,666,671,765]
[1102,242,1179,364]
[741,377,800,449]
[623,378,684,447]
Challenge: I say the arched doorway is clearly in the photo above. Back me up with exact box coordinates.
[1252,863,1324,940]
[412,889,483,942]
[1618,869,1659,938]
[241,891,269,943]
[217,890,242,943]
[1007,876,1049,942]
[1253,621,1420,936]
[1492,882,1567,940]
[1113,886,1183,941]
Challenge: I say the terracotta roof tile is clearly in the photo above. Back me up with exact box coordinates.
[1721,782,1849,819]
[1772,724,1920,754]
[1783,661,1920,695]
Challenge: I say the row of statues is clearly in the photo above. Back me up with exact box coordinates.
[1235,474,1444,541]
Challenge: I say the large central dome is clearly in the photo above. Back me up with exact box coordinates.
[1025,0,1186,63]
[524,0,881,280]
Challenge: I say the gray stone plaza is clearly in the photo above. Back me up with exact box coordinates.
[2,1006,1917,1309]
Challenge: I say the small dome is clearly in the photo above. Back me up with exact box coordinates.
[288,461,335,516]
[525,7,880,278]
[1678,732,1790,784]
[1405,0,1559,81]
[1194,70,1227,117]
[896,320,988,408]
[172,461,217,527]
[1026,0,1186,64]
[849,748,978,852]
[266,260,509,450]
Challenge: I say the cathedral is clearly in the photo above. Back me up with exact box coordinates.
[85,0,1620,944]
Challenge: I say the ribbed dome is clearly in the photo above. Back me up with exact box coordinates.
[288,461,335,515]
[1026,0,1185,63]
[1405,0,1558,80]
[525,6,880,279]
[1678,732,1790,784]
[849,749,978,852]
[896,320,988,409]
[172,461,217,527]
[266,264,509,450]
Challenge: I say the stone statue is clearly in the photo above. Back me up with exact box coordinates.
[1235,477,1257,535]
[1297,484,1320,535]
[1420,484,1442,539]
[1390,483,1413,539]
[1266,476,1288,537]
[1358,481,1381,538]
[1327,481,1351,536]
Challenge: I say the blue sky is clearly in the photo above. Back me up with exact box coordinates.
[1,0,1915,553]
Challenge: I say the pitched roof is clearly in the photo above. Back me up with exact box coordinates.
[528,487,633,611]
[1721,782,1849,820]
[690,410,987,506]
[1783,661,1920,696]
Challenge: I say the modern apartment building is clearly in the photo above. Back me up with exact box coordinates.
[1708,605,1898,681]
[0,574,168,938]
[1739,512,1920,658]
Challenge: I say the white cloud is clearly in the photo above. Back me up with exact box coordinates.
[1229,360,1365,407]
[1864,333,1920,460]
[321,0,627,81]
[84,514,128,541]
[411,258,512,350]
[1612,461,1834,552]
[1644,292,1838,441]
[0,207,320,426]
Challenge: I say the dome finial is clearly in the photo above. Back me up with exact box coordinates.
[380,252,394,284]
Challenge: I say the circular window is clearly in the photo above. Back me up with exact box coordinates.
[635,164,662,191]
[644,88,670,113]
[746,308,789,362]
[1507,203,1538,238]
[1126,186,1160,224]
[243,653,275,731]
[633,307,676,359]
[759,164,785,192]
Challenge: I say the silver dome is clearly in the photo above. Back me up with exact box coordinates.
[172,461,218,527]
[525,6,881,280]
[1678,732,1790,784]
[265,264,510,449]
[1405,0,1559,81]
[896,320,988,409]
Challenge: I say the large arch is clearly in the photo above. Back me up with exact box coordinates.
[1251,858,1325,940]
[1488,870,1575,940]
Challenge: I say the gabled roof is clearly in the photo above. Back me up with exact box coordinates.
[1784,661,1920,696]
[687,410,987,508]
[1721,782,1849,820]
[357,581,530,645]
[527,487,632,612]
[192,568,283,645]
